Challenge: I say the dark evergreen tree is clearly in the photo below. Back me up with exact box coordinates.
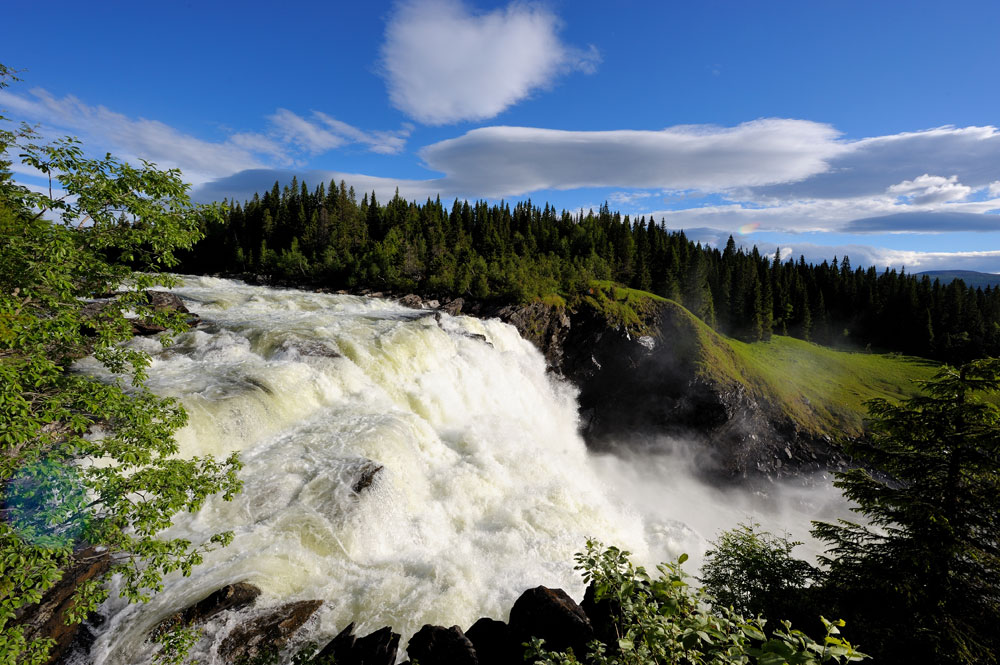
[812,359,1000,664]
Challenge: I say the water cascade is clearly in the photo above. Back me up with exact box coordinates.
[78,276,849,664]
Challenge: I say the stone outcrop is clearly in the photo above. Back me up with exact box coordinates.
[508,586,594,658]
[465,617,517,665]
[218,599,323,664]
[150,582,261,640]
[13,546,111,665]
[406,624,478,665]
[481,298,849,478]
[316,622,400,665]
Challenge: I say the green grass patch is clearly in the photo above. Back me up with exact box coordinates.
[565,282,942,439]
[579,280,669,335]
[665,301,941,437]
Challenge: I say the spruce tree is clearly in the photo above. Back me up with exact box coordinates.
[813,359,1000,664]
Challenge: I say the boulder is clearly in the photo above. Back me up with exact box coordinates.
[508,586,593,659]
[150,582,261,640]
[316,622,400,665]
[145,291,190,313]
[581,582,618,649]
[13,546,111,665]
[399,294,423,309]
[406,624,477,665]
[465,617,518,665]
[218,599,323,664]
[132,290,200,335]
[440,298,464,316]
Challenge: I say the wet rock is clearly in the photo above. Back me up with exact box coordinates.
[132,291,200,335]
[441,298,464,316]
[465,617,517,665]
[150,582,261,640]
[407,624,477,665]
[316,622,400,665]
[145,291,190,313]
[581,582,618,649]
[424,299,440,309]
[508,586,593,658]
[399,294,423,309]
[13,546,111,665]
[219,599,323,664]
[351,461,384,494]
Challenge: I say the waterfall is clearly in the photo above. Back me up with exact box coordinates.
[76,276,850,664]
[79,276,650,664]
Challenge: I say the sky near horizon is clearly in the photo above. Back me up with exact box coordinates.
[4,0,1000,273]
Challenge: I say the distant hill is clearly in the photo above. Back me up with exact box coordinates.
[917,270,1000,289]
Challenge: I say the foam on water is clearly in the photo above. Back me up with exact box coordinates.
[83,277,651,664]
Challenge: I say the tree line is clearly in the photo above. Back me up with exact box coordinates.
[181,178,1000,363]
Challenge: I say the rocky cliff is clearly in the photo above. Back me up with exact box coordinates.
[452,289,851,479]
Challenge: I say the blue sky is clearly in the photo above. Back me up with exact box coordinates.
[4,0,1000,272]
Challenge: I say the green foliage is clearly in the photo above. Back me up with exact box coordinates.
[182,178,1000,363]
[700,522,815,624]
[812,358,1000,664]
[528,540,865,665]
[1,69,242,664]
[152,624,203,665]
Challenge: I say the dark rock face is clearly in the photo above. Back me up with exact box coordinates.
[317,622,400,665]
[465,617,517,665]
[150,582,261,640]
[465,301,570,370]
[581,582,618,649]
[406,624,478,665]
[13,546,111,665]
[218,599,323,664]
[508,586,594,658]
[487,299,846,478]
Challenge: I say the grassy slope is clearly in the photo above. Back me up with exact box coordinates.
[578,282,940,439]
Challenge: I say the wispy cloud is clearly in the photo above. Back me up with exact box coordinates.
[0,88,410,185]
[419,120,845,194]
[380,0,599,124]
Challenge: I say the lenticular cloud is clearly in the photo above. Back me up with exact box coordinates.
[380,0,598,125]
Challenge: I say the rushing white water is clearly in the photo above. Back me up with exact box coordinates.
[78,276,851,664]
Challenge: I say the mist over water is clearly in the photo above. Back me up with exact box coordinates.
[78,276,851,664]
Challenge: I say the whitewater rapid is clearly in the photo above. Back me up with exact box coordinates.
[77,276,849,664]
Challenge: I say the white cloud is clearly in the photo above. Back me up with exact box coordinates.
[887,174,972,204]
[420,119,845,195]
[0,88,410,186]
[989,181,1000,197]
[0,87,270,185]
[380,0,599,124]
[608,190,657,206]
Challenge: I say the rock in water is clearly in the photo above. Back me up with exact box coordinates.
[406,624,478,665]
[145,291,190,313]
[150,582,261,639]
[351,461,384,494]
[316,622,400,665]
[441,298,464,316]
[218,599,322,664]
[465,617,517,665]
[398,294,423,309]
[13,546,111,665]
[508,586,594,659]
